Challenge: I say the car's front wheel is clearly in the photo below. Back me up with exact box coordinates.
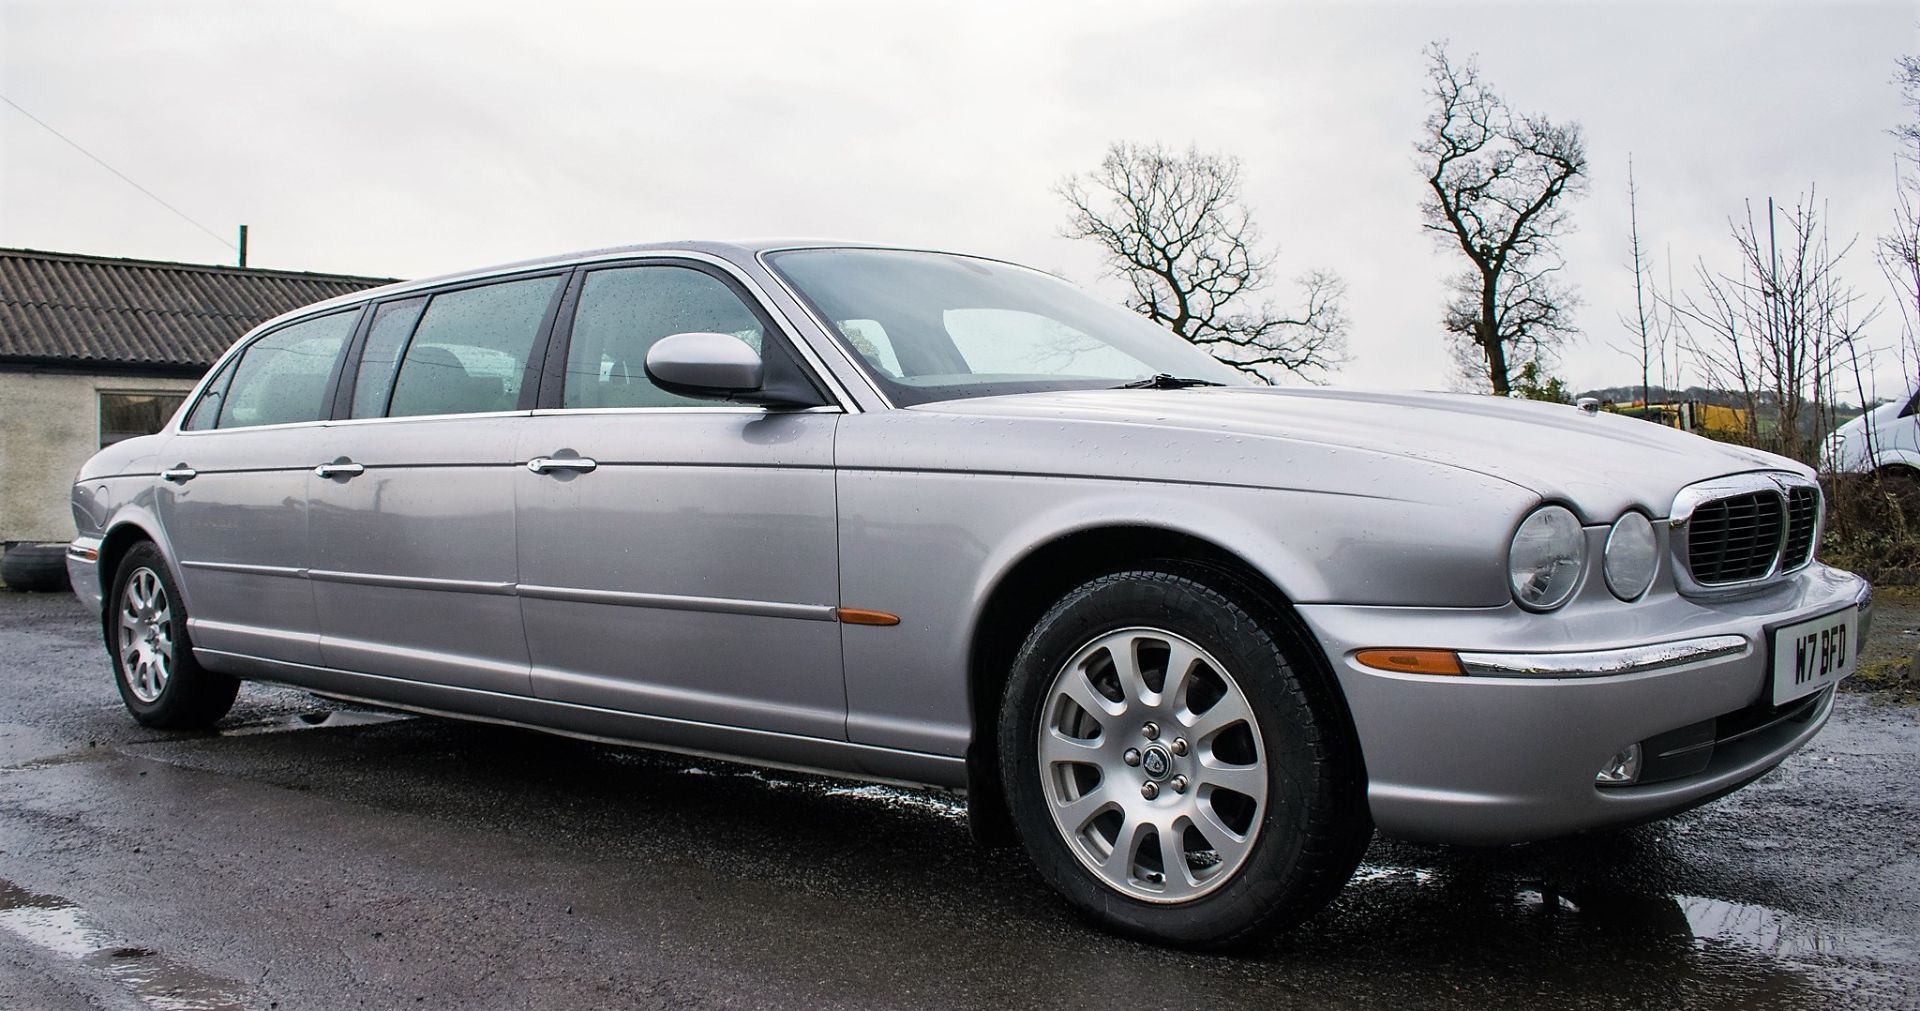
[108,543,237,728]
[998,567,1369,948]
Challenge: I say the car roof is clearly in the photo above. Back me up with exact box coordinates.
[273,238,899,325]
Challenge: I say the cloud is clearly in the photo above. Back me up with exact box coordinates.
[2,0,1911,396]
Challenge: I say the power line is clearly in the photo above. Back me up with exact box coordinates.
[0,93,236,251]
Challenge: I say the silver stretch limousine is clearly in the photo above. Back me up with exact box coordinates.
[68,241,1870,947]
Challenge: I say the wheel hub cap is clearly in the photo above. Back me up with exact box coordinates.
[1139,744,1172,781]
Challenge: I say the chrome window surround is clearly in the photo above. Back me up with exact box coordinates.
[1668,471,1823,597]
[168,250,863,439]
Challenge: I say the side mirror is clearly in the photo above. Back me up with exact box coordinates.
[645,332,765,399]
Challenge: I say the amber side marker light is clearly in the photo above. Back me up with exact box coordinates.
[836,607,901,626]
[1354,649,1464,676]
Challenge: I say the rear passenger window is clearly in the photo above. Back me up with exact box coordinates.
[351,297,427,418]
[562,266,765,409]
[216,310,360,429]
[182,358,236,431]
[386,276,559,418]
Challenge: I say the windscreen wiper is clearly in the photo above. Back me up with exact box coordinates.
[1114,373,1227,390]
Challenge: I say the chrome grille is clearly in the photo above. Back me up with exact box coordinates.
[1676,475,1822,589]
[1687,492,1784,584]
[1782,486,1819,570]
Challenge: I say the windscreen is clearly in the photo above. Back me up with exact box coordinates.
[766,248,1249,405]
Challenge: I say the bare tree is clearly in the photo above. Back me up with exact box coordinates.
[1671,192,1879,462]
[1417,43,1588,395]
[1059,142,1349,382]
[1614,156,1680,414]
[1879,54,1920,386]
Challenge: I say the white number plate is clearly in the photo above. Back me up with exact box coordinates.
[1770,607,1858,706]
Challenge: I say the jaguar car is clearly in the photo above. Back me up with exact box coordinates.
[66,241,1871,947]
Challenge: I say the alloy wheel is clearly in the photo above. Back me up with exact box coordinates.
[118,567,174,703]
[1037,626,1268,903]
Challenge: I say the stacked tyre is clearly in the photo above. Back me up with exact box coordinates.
[1,543,70,593]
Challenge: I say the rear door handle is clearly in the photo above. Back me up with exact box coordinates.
[161,466,197,483]
[527,456,598,474]
[313,461,366,479]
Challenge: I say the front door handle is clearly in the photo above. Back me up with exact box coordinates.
[161,466,197,484]
[313,461,366,479]
[527,455,598,474]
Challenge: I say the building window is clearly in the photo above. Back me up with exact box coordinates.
[99,392,187,447]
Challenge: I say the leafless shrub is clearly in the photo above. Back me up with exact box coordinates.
[1668,192,1878,463]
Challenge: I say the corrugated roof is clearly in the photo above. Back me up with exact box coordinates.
[0,247,394,370]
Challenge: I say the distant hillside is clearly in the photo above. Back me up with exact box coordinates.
[1574,385,1875,437]
[1577,386,1771,409]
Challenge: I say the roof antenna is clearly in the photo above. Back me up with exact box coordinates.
[237,224,248,268]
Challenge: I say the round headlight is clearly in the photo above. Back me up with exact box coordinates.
[1603,512,1658,600]
[1509,505,1586,610]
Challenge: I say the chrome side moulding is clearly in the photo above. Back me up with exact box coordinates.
[179,559,307,578]
[307,569,517,596]
[179,562,836,620]
[517,584,839,622]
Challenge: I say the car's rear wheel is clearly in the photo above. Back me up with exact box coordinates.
[108,543,237,728]
[998,567,1369,948]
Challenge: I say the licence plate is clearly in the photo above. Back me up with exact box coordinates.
[1770,607,1858,706]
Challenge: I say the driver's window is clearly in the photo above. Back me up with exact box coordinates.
[561,266,765,409]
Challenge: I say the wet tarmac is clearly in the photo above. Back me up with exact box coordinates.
[1,589,1915,1010]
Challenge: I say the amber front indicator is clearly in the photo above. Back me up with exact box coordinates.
[1354,649,1464,676]
[836,607,901,626]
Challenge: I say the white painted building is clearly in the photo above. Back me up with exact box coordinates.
[0,248,389,547]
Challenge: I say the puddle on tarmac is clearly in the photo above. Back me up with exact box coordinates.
[1346,862,1918,1002]
[821,782,969,820]
[667,760,969,820]
[219,707,414,736]
[0,723,106,771]
[0,878,254,1010]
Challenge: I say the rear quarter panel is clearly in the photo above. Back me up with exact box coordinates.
[72,434,175,604]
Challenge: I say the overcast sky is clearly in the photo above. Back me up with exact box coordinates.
[2,1,1914,398]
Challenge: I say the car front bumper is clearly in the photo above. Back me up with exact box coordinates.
[1298,563,1871,845]
[66,536,103,615]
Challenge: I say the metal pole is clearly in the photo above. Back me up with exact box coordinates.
[238,225,248,268]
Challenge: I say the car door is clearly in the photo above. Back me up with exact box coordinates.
[513,260,845,740]
[307,272,567,695]
[155,307,362,666]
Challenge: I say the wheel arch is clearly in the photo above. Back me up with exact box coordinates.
[962,523,1362,847]
[96,518,168,599]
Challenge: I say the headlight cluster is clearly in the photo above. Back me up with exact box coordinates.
[1603,512,1658,600]
[1507,506,1660,610]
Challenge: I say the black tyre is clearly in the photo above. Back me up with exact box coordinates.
[2,542,71,592]
[998,567,1370,948]
[106,543,237,728]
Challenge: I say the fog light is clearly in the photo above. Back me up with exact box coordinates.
[1595,744,1643,786]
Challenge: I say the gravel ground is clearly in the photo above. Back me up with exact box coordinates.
[1,588,1916,1011]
